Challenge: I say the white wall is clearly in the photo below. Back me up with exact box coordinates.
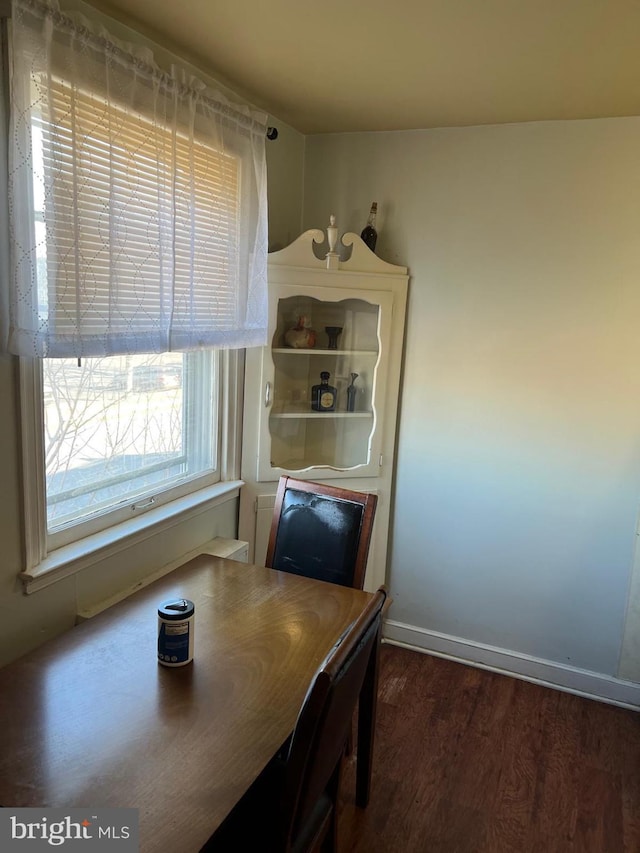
[303,118,640,694]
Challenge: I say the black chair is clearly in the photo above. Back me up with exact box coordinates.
[202,586,387,853]
[265,476,378,590]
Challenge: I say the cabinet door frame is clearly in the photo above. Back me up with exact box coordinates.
[255,282,394,482]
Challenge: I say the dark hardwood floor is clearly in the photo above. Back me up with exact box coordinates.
[340,643,640,852]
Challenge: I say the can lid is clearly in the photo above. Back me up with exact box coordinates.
[158,598,195,620]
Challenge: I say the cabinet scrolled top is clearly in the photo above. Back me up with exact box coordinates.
[269,228,408,276]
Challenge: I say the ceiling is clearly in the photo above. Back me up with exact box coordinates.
[92,0,640,134]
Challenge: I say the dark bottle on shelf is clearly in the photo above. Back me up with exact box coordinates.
[311,371,337,412]
[346,372,358,412]
[360,202,378,252]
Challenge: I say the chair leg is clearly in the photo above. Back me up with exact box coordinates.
[355,625,381,808]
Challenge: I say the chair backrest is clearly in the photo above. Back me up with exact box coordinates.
[265,476,378,590]
[281,587,387,852]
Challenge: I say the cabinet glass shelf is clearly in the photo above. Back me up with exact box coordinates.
[272,348,377,357]
[270,411,373,419]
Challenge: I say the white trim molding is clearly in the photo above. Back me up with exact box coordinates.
[18,346,245,594]
[20,480,243,594]
[384,619,640,711]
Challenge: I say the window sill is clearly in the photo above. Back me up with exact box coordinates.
[20,479,244,594]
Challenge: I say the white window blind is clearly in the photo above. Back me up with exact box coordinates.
[5,0,268,358]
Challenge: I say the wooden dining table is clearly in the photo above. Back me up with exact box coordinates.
[0,554,378,852]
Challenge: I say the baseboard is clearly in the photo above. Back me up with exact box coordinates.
[383,619,640,711]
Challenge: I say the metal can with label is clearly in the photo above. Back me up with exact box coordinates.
[157,599,195,667]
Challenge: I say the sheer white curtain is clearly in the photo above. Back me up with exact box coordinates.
[4,0,268,357]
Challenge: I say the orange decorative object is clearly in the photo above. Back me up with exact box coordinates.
[284,315,316,349]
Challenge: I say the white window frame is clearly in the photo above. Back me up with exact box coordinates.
[18,347,245,593]
[3,5,260,593]
[45,350,221,551]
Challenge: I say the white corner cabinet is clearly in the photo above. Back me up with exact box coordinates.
[239,226,408,592]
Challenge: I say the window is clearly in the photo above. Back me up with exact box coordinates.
[6,0,266,587]
[43,350,219,548]
[19,345,242,587]
[29,85,228,551]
